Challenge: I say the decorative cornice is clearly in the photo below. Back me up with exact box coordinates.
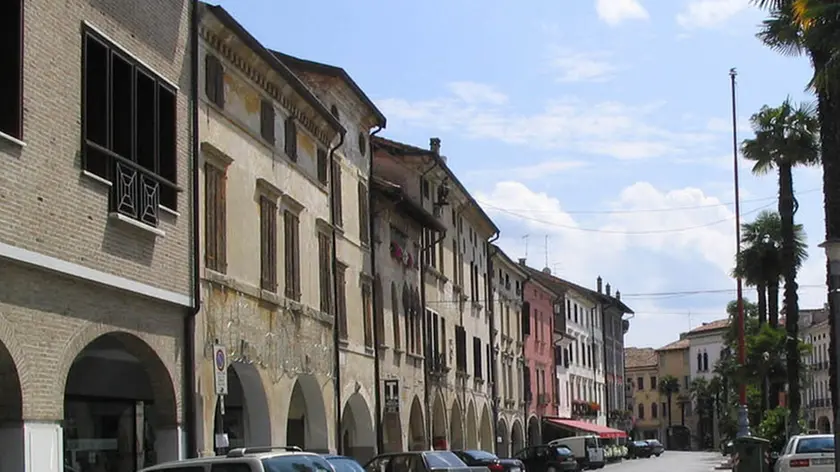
[199,23,333,145]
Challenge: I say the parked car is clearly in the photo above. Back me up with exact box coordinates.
[140,446,334,472]
[451,450,524,472]
[547,435,605,469]
[325,455,367,472]
[774,434,834,472]
[513,444,580,472]
[646,439,664,457]
[626,441,653,459]
[364,451,489,472]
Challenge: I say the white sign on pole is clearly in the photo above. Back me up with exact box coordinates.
[213,344,228,395]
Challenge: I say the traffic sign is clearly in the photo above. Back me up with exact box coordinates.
[213,345,228,395]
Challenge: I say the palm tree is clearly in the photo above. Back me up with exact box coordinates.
[752,0,840,444]
[733,211,809,328]
[658,375,681,428]
[741,98,819,435]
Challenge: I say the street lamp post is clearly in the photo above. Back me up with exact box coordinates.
[818,239,840,472]
[730,67,751,438]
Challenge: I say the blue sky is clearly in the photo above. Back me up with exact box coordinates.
[214,0,828,348]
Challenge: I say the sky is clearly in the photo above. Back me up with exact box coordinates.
[213,0,829,349]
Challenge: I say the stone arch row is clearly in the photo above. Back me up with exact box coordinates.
[427,391,495,452]
[496,416,527,458]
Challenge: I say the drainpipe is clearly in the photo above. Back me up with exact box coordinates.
[419,158,440,448]
[330,131,347,454]
[184,0,200,458]
[486,237,500,454]
[368,125,384,454]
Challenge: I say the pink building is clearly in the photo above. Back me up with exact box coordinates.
[522,275,558,446]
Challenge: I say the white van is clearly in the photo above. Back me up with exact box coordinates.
[548,435,605,470]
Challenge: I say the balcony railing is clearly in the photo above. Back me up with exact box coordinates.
[87,140,180,228]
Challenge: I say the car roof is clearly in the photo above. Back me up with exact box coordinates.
[142,449,321,470]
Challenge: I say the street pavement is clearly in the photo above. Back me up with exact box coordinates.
[605,450,724,472]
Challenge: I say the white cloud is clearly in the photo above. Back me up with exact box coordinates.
[677,0,751,29]
[375,85,716,161]
[468,160,589,181]
[446,81,508,105]
[477,180,763,346]
[548,49,618,83]
[595,0,650,26]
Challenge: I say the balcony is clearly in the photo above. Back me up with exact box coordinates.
[572,400,600,419]
[538,393,549,405]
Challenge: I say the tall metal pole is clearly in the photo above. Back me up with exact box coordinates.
[730,68,751,438]
[818,240,840,472]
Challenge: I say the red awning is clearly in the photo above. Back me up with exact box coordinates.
[544,418,628,439]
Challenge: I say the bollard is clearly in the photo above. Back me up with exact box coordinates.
[733,436,771,472]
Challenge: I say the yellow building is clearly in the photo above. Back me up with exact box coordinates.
[655,338,693,450]
[625,348,661,440]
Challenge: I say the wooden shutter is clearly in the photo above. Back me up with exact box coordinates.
[205,54,224,108]
[337,267,347,338]
[318,232,331,313]
[317,148,328,185]
[204,164,226,272]
[358,181,369,244]
[259,196,277,291]
[284,211,300,300]
[332,159,343,226]
[284,117,297,160]
[522,301,531,336]
[260,99,275,144]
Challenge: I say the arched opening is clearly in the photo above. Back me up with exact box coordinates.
[511,420,525,455]
[286,374,329,452]
[383,409,403,453]
[63,332,179,472]
[341,393,376,463]
[0,340,23,472]
[449,399,464,450]
[432,393,447,449]
[213,362,271,452]
[527,415,541,446]
[818,416,832,434]
[496,419,509,458]
[466,400,478,449]
[408,396,427,450]
[479,405,493,452]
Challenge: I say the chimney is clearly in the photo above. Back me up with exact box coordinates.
[605,283,611,297]
[518,258,526,266]
[430,137,441,154]
[596,276,603,293]
[542,267,551,275]
[615,290,621,300]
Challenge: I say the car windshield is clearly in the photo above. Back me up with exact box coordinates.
[326,457,366,472]
[796,437,835,454]
[633,441,648,446]
[425,452,468,468]
[648,440,661,445]
[584,437,601,448]
[462,451,498,461]
[262,455,334,472]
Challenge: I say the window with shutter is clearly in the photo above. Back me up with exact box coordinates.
[473,337,482,379]
[522,301,531,336]
[259,196,277,291]
[317,148,328,185]
[283,210,300,301]
[318,232,331,313]
[374,276,384,346]
[358,181,369,245]
[391,283,401,350]
[205,54,224,108]
[332,160,343,227]
[337,265,348,339]
[363,282,373,347]
[260,99,275,144]
[204,163,226,273]
[284,117,297,161]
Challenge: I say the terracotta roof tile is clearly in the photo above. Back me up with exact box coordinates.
[625,347,658,369]
[688,318,730,334]
[657,338,690,351]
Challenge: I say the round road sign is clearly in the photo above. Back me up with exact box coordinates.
[215,347,226,371]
